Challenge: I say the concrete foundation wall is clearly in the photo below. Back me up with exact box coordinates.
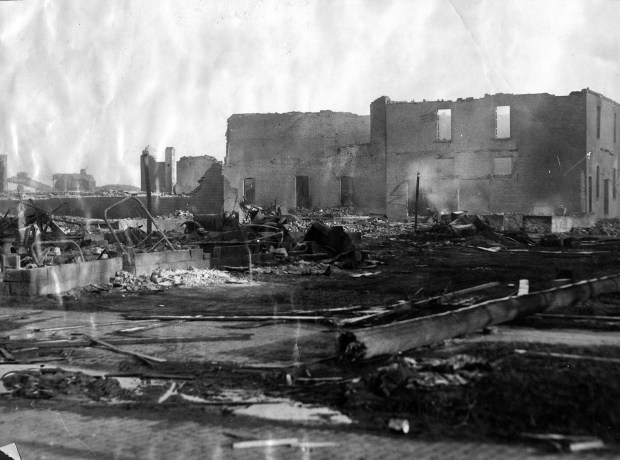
[123,249,211,277]
[2,258,123,297]
[552,213,596,233]
[1,249,213,297]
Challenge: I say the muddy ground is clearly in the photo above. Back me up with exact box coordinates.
[3,221,620,456]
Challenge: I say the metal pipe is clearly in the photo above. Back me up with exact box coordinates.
[103,196,175,254]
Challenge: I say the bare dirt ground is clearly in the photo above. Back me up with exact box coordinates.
[3,220,620,458]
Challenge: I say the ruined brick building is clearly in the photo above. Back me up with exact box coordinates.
[223,111,385,214]
[140,147,221,195]
[140,146,177,193]
[224,89,619,220]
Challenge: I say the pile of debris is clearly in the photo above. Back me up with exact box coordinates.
[369,354,491,397]
[85,268,245,294]
[2,368,125,401]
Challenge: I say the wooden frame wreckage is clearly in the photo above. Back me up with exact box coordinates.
[336,273,620,361]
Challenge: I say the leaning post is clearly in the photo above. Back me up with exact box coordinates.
[140,150,153,245]
[414,172,420,232]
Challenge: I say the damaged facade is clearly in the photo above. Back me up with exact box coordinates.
[176,155,219,194]
[140,147,222,196]
[225,89,620,220]
[140,146,177,193]
[224,111,386,214]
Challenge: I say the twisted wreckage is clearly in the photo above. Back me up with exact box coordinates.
[3,192,620,451]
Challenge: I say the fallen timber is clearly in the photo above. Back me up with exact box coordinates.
[336,274,620,361]
[1,334,252,350]
[338,281,501,327]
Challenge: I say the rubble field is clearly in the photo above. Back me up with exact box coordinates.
[3,205,620,455]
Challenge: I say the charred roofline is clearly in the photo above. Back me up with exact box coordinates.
[375,89,618,107]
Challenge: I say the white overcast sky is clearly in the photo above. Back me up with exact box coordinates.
[1,0,619,186]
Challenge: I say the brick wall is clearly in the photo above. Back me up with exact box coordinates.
[224,111,372,212]
[585,91,620,218]
[176,155,218,194]
[189,162,225,214]
[382,92,589,220]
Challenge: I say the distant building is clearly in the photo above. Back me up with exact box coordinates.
[53,169,96,192]
[140,147,220,194]
[7,172,54,193]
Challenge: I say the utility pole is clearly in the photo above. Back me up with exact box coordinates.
[414,172,420,232]
[140,151,153,245]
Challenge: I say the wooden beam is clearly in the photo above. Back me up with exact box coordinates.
[338,282,501,327]
[2,334,252,350]
[122,315,326,323]
[337,273,620,361]
[84,335,165,365]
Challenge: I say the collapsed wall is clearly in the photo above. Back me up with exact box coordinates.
[379,91,595,220]
[224,111,383,213]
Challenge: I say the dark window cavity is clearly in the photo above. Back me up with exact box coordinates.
[243,178,255,204]
[340,176,353,206]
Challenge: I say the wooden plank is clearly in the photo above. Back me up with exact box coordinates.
[412,282,500,307]
[2,334,252,350]
[339,282,501,327]
[111,320,184,335]
[515,349,620,364]
[535,313,620,322]
[28,320,159,333]
[0,347,15,361]
[122,315,326,323]
[83,335,166,365]
[337,273,620,361]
